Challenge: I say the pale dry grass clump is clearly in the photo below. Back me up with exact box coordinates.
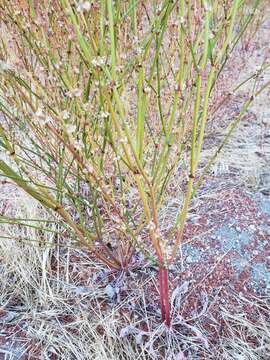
[217,293,270,360]
[1,245,270,358]
[0,186,270,359]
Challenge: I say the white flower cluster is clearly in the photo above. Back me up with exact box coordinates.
[62,110,70,120]
[33,108,51,126]
[77,1,91,13]
[66,124,76,135]
[0,60,13,72]
[91,57,106,68]
[119,138,128,145]
[66,88,82,98]
[82,102,93,112]
[143,86,151,94]
[113,155,121,162]
[73,139,84,152]
[83,163,94,174]
[99,111,110,119]
[147,221,156,232]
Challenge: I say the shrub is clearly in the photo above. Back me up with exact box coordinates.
[0,0,269,326]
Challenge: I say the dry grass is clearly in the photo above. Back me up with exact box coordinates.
[0,186,270,359]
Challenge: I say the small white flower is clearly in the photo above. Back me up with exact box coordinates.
[41,118,50,125]
[74,139,84,151]
[113,156,121,162]
[77,1,91,13]
[119,138,127,145]
[34,108,44,120]
[116,65,124,73]
[33,108,50,125]
[157,5,162,13]
[133,36,139,45]
[84,164,94,173]
[91,58,98,67]
[111,215,121,224]
[147,221,156,231]
[44,116,53,125]
[91,56,106,67]
[143,86,151,94]
[66,124,76,135]
[136,47,143,56]
[66,88,82,98]
[0,60,13,71]
[82,102,92,111]
[68,34,75,41]
[174,83,180,92]
[100,111,110,119]
[62,110,70,120]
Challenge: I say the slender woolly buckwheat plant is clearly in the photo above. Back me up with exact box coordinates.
[0,0,269,326]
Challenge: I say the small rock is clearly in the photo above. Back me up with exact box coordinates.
[105,284,116,299]
[186,256,194,264]
[73,286,91,295]
[0,311,17,323]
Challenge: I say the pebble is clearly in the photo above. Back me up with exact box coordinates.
[105,284,116,299]
[0,312,16,324]
[186,256,194,264]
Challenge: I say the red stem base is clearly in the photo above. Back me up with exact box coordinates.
[158,266,171,327]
